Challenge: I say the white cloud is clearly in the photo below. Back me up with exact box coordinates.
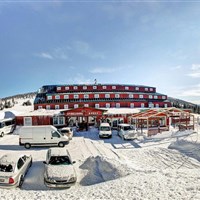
[38,52,53,60]
[187,72,200,78]
[187,64,200,78]
[89,67,121,74]
[191,64,200,70]
[72,40,105,60]
[35,47,68,60]
[68,74,93,85]
[170,65,182,70]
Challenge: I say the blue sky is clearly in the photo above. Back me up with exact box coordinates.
[1,1,200,104]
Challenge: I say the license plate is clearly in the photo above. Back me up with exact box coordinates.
[0,179,5,182]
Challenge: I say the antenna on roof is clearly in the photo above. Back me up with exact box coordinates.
[94,79,97,85]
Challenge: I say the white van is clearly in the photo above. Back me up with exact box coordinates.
[99,123,112,138]
[0,118,16,137]
[19,125,69,149]
[117,123,137,140]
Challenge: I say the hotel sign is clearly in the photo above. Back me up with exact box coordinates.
[65,108,103,116]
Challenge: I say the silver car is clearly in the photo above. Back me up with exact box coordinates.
[59,127,73,140]
[0,154,32,188]
[43,147,77,188]
[118,123,138,140]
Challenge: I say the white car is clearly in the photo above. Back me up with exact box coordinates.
[43,147,77,188]
[117,123,137,140]
[99,123,112,138]
[0,154,32,188]
[59,127,73,140]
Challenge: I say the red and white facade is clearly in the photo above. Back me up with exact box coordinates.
[34,84,171,110]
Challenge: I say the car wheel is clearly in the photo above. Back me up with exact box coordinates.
[0,132,4,137]
[24,143,31,149]
[58,142,65,147]
[18,176,24,188]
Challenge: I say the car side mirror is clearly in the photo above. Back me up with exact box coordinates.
[43,161,47,164]
[72,161,76,164]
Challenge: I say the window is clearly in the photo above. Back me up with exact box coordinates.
[125,86,129,90]
[47,96,52,100]
[84,104,89,107]
[64,95,69,99]
[156,104,159,108]
[74,104,78,108]
[73,86,78,90]
[83,86,87,90]
[149,95,153,99]
[115,94,120,98]
[102,86,107,89]
[65,86,69,90]
[105,94,110,98]
[53,117,65,126]
[55,105,60,109]
[141,103,144,108]
[162,96,166,99]
[93,86,97,89]
[112,86,116,89]
[106,103,110,108]
[46,105,50,110]
[129,94,133,98]
[154,96,158,99]
[94,94,99,98]
[64,104,68,109]
[164,104,168,108]
[135,87,139,91]
[95,104,99,108]
[145,88,148,91]
[84,94,89,99]
[74,94,79,99]
[51,131,60,138]
[57,87,61,91]
[38,106,43,109]
[149,103,154,108]
[24,117,32,126]
[130,103,134,108]
[150,88,153,91]
[17,158,24,170]
[139,95,143,98]
[55,95,60,100]
[116,103,120,108]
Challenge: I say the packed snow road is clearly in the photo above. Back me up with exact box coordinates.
[0,128,200,200]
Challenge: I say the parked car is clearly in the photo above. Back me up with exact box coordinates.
[99,123,112,138]
[0,153,32,188]
[0,118,16,137]
[19,125,69,149]
[117,123,137,140]
[59,127,73,140]
[43,147,77,188]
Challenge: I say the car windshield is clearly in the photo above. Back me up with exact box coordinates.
[124,126,133,131]
[0,164,13,172]
[61,130,69,133]
[49,156,71,165]
[100,127,110,131]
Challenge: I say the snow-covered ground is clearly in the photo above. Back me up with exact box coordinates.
[1,101,200,200]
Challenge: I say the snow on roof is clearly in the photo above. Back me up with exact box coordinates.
[103,108,142,115]
[49,147,69,156]
[0,154,22,164]
[16,109,62,117]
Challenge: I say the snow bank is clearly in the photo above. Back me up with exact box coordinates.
[169,139,200,162]
[79,156,132,186]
